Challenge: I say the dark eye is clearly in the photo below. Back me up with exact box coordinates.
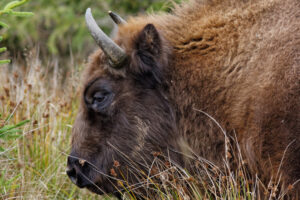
[83,79,114,113]
[93,92,107,104]
[88,91,113,113]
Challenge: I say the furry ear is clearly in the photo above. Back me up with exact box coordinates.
[136,24,162,56]
[131,24,164,88]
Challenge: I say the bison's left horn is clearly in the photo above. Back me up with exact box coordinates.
[85,8,127,68]
[108,11,127,25]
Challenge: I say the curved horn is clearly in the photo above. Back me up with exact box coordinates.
[108,11,127,25]
[85,8,127,68]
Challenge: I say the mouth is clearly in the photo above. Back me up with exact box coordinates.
[66,156,122,196]
[67,170,120,196]
[67,172,106,195]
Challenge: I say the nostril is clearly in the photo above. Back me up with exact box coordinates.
[66,167,77,184]
[67,156,93,188]
[67,168,92,188]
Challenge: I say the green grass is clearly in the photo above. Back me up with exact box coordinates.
[0,53,291,199]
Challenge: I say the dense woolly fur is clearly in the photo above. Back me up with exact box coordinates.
[69,0,300,199]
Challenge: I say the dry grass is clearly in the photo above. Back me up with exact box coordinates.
[102,132,290,200]
[0,52,290,200]
[0,53,104,199]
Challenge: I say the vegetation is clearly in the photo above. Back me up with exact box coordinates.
[0,54,91,199]
[0,0,180,64]
[0,0,33,64]
[0,0,291,199]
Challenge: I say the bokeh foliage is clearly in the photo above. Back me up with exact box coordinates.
[0,0,181,63]
[0,0,33,64]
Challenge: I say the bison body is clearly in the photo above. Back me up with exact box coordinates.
[67,0,300,198]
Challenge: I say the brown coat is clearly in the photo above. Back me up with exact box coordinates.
[69,0,300,197]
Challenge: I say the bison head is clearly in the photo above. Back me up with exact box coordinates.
[67,9,183,196]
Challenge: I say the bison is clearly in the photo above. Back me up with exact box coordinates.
[67,0,300,198]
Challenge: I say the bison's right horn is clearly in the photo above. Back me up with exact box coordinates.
[108,11,127,25]
[85,8,127,68]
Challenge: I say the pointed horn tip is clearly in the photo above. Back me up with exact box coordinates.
[108,11,127,25]
[84,7,128,68]
[108,11,115,18]
[85,8,92,19]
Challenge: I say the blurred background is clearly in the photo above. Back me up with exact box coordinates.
[0,0,180,66]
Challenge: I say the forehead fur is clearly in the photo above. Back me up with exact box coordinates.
[82,15,172,88]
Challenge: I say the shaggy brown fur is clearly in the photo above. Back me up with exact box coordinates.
[68,0,300,198]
